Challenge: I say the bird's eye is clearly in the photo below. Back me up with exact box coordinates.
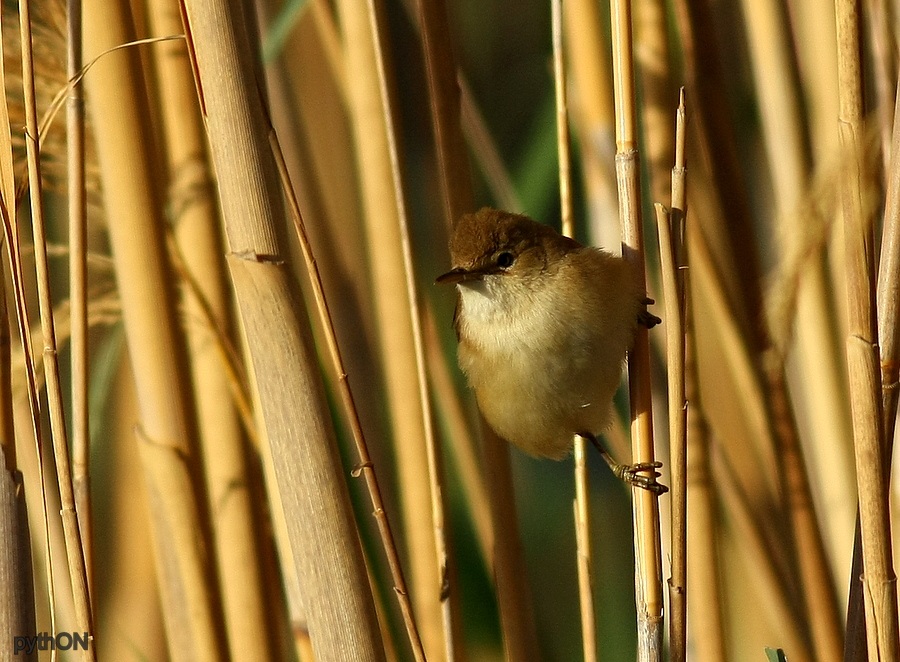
[496,252,515,268]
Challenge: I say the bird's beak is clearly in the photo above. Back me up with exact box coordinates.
[436,267,483,285]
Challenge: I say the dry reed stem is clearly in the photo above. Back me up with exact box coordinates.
[336,0,454,656]
[634,0,673,207]
[19,2,95,657]
[271,131,426,661]
[364,0,459,655]
[0,463,36,662]
[82,1,230,658]
[682,313,726,662]
[712,450,813,662]
[740,1,844,655]
[573,442,597,662]
[414,0,473,228]
[878,77,900,463]
[656,131,686,660]
[670,0,764,335]
[479,420,541,659]
[179,0,387,656]
[148,0,274,658]
[553,1,597,657]
[609,0,664,658]
[563,0,618,249]
[835,1,900,660]
[66,0,91,602]
[0,150,59,658]
[866,0,896,176]
[0,11,17,473]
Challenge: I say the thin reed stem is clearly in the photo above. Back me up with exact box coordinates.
[67,0,92,602]
[19,2,95,656]
[610,0,664,658]
[835,1,900,660]
[554,0,597,658]
[364,0,458,655]
[656,92,687,662]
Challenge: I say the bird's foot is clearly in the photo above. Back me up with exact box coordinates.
[579,432,669,495]
[639,298,662,328]
[612,461,669,495]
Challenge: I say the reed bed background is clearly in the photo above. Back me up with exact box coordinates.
[0,0,898,660]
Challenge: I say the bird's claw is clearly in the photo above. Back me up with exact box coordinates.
[614,461,669,495]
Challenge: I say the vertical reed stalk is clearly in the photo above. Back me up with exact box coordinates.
[66,0,92,600]
[878,76,900,466]
[335,0,456,656]
[835,2,899,660]
[610,1,664,659]
[19,2,95,657]
[147,0,274,658]
[683,316,726,661]
[365,0,458,654]
[554,1,597,658]
[563,0,618,249]
[82,1,228,658]
[178,0,386,656]
[657,90,687,662]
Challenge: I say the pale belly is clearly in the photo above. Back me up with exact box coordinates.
[459,330,623,459]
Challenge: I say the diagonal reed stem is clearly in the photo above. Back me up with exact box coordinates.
[271,131,426,662]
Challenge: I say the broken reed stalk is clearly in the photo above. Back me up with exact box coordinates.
[147,0,274,658]
[66,0,92,601]
[553,0,597,658]
[271,132,426,662]
[19,1,95,656]
[609,0,664,658]
[835,1,900,661]
[82,0,229,658]
[365,0,458,655]
[658,89,687,662]
[178,0,386,657]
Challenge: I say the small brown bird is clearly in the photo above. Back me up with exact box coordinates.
[437,207,665,493]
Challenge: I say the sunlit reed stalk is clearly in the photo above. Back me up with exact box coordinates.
[149,0,274,657]
[179,0,386,657]
[553,0,597,659]
[82,0,229,657]
[0,193,59,657]
[878,76,900,476]
[0,49,36,649]
[271,130,426,662]
[609,0,664,658]
[18,2,94,657]
[336,0,456,655]
[365,0,459,655]
[739,1,844,657]
[658,89,687,662]
[66,0,92,602]
[834,1,900,660]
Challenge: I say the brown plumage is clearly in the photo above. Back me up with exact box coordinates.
[437,207,648,461]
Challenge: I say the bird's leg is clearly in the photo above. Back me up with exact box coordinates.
[639,297,662,328]
[580,432,669,495]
